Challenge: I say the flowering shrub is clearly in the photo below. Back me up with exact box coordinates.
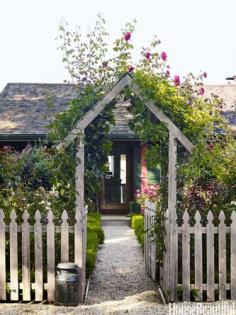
[135,184,160,214]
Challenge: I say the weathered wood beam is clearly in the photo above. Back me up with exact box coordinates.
[56,73,194,154]
[168,131,178,302]
[128,77,194,154]
[56,75,130,150]
[74,135,86,302]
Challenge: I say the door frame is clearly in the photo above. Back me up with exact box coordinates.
[100,142,134,214]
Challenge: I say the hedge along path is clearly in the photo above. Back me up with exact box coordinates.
[87,224,161,305]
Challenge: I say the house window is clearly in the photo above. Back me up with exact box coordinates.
[107,155,114,177]
[120,154,126,184]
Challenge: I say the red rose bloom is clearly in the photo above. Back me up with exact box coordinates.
[128,65,134,72]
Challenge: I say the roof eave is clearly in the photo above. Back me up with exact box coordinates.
[0,133,46,142]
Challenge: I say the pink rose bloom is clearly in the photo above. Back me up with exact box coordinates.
[128,65,134,73]
[199,87,205,95]
[174,75,180,86]
[203,72,207,78]
[145,51,151,60]
[161,51,167,61]
[124,32,131,41]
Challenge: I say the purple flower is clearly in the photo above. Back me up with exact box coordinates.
[145,51,151,60]
[166,70,170,77]
[161,51,167,61]
[174,75,180,86]
[199,87,205,95]
[124,32,131,41]
[203,72,207,78]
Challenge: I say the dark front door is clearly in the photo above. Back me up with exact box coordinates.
[101,144,133,214]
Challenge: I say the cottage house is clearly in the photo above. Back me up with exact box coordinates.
[0,79,235,214]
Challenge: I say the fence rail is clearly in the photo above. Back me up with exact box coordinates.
[0,208,87,302]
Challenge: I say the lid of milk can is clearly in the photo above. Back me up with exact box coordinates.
[57,263,79,271]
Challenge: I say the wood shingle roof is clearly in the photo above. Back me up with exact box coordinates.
[0,82,235,140]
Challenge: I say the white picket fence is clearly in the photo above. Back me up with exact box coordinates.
[0,208,87,302]
[176,209,234,302]
[144,200,156,281]
[144,200,236,302]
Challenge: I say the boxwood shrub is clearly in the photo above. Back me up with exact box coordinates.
[131,214,144,249]
[86,213,104,278]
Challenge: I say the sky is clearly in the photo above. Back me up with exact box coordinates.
[0,0,235,92]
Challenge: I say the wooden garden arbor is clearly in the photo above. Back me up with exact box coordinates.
[57,73,194,302]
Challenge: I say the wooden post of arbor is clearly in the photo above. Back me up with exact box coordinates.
[168,130,178,302]
[74,134,86,302]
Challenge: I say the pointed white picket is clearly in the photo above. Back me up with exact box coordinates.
[207,211,214,301]
[10,210,18,301]
[61,210,69,263]
[22,210,30,301]
[34,210,43,301]
[182,210,190,301]
[218,211,226,300]
[194,211,202,301]
[47,210,55,302]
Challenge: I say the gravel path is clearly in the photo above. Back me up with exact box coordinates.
[87,225,161,304]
